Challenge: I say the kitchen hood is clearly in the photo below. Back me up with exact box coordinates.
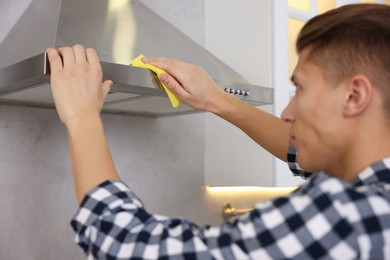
[0,0,273,117]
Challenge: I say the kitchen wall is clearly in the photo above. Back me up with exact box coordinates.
[0,104,211,260]
[0,1,292,259]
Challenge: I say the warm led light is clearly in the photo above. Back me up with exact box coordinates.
[206,186,297,193]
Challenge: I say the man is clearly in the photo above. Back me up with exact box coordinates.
[47,3,390,259]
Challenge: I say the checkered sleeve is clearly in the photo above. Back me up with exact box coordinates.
[287,145,312,179]
[71,175,377,259]
[71,180,217,259]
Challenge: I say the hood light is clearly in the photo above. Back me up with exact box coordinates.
[206,186,297,193]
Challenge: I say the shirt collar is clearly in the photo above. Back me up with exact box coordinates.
[351,157,390,187]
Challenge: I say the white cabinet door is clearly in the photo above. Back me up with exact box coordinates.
[205,0,273,87]
[204,0,276,187]
[204,107,274,187]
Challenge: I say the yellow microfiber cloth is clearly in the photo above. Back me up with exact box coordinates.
[130,54,182,108]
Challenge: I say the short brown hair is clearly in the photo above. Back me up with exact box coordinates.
[297,4,390,116]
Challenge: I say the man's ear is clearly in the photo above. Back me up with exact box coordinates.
[343,75,373,117]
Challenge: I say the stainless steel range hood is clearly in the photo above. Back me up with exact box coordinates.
[0,0,273,117]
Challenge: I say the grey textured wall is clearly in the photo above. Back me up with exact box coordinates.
[0,105,210,260]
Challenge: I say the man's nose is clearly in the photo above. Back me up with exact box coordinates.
[281,98,295,123]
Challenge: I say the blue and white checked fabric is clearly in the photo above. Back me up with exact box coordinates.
[71,148,390,259]
[287,146,312,179]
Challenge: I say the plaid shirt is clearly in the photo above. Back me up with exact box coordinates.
[71,147,390,259]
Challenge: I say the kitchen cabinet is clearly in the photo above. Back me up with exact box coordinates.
[204,0,303,187]
[204,107,273,187]
[204,0,275,187]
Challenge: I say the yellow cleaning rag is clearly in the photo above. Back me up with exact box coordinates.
[130,54,182,108]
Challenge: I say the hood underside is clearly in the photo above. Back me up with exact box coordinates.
[0,0,273,117]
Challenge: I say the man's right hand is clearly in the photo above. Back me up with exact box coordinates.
[142,56,227,113]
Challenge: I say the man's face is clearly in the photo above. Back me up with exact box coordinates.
[281,48,347,174]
